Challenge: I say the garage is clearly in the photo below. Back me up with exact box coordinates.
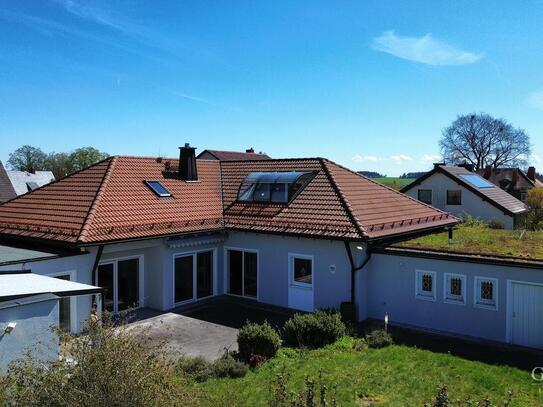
[509,281,543,349]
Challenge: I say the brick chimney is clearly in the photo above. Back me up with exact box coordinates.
[483,165,492,179]
[178,143,198,181]
[527,166,536,182]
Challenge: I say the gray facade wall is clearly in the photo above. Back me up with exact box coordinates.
[405,172,514,228]
[0,294,59,372]
[367,252,543,343]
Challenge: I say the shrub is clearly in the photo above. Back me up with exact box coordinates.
[212,354,249,379]
[488,220,505,229]
[283,310,346,348]
[1,314,193,407]
[269,369,337,407]
[365,330,393,348]
[177,356,213,383]
[461,213,486,227]
[526,188,543,231]
[237,321,281,364]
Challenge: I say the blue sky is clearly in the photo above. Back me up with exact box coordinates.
[1,1,542,176]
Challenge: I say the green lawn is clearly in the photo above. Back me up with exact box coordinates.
[373,177,415,190]
[396,225,543,261]
[193,338,541,406]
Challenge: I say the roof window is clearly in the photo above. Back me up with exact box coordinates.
[458,174,494,189]
[26,181,40,191]
[237,171,315,203]
[144,180,172,197]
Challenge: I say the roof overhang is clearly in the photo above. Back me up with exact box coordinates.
[0,238,87,266]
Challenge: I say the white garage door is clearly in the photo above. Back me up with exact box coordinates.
[511,282,543,349]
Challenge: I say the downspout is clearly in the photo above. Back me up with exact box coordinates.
[91,245,104,286]
[344,241,372,304]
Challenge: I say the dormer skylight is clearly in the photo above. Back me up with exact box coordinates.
[237,171,315,203]
[144,180,172,197]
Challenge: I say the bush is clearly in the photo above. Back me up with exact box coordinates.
[488,219,505,229]
[269,369,337,407]
[212,354,249,379]
[1,314,193,407]
[237,322,281,364]
[526,188,543,231]
[177,356,213,383]
[461,213,486,227]
[365,330,393,348]
[283,310,346,348]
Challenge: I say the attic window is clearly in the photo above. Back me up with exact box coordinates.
[237,171,315,203]
[26,181,40,191]
[144,180,172,197]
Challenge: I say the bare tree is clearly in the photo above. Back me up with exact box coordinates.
[440,113,531,170]
[7,145,47,173]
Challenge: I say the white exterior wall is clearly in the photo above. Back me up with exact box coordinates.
[405,173,514,228]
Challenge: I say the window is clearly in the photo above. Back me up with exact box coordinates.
[417,189,432,205]
[474,277,498,310]
[26,181,40,191]
[144,180,172,197]
[237,171,315,203]
[458,174,494,189]
[416,270,436,300]
[290,255,313,287]
[227,249,258,298]
[444,273,466,305]
[446,190,462,205]
[520,191,527,202]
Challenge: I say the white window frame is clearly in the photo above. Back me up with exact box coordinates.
[474,276,498,311]
[96,254,145,314]
[48,270,78,334]
[415,270,436,301]
[443,273,466,305]
[172,248,217,307]
[223,246,259,300]
[288,253,314,288]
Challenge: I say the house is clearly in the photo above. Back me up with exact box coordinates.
[476,166,543,202]
[0,146,542,350]
[400,163,527,229]
[196,148,271,161]
[0,161,55,203]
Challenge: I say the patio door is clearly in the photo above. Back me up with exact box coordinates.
[97,257,141,313]
[227,249,257,298]
[53,274,74,332]
[174,250,214,305]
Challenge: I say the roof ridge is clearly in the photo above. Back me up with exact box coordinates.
[319,158,367,239]
[77,157,117,243]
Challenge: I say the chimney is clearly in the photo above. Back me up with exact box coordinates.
[483,165,492,179]
[527,166,536,181]
[246,147,255,153]
[178,143,198,181]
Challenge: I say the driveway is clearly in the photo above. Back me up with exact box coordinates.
[127,296,296,361]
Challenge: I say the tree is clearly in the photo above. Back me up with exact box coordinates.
[440,113,531,170]
[45,152,74,179]
[69,147,109,172]
[526,188,543,231]
[7,145,47,173]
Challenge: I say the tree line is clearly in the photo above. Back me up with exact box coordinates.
[6,145,109,179]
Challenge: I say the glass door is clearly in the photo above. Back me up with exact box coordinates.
[97,263,115,312]
[197,251,213,299]
[97,258,140,313]
[174,255,194,303]
[228,249,258,298]
[54,275,72,332]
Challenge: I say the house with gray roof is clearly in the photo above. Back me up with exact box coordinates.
[0,161,55,203]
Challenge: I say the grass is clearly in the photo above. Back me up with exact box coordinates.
[374,177,415,190]
[396,225,543,260]
[193,337,542,406]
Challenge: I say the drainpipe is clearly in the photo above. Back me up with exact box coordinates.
[91,245,104,286]
[343,241,372,322]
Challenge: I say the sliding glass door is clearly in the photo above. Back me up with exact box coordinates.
[97,257,141,313]
[227,249,258,298]
[174,250,214,305]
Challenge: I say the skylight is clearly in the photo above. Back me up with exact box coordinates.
[238,171,315,203]
[144,180,172,197]
[459,174,494,189]
[26,181,40,191]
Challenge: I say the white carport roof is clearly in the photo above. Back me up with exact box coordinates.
[0,271,102,302]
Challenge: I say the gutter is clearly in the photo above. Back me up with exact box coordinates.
[344,241,373,303]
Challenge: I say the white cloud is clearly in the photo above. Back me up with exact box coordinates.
[530,154,541,163]
[372,31,482,66]
[352,155,380,163]
[420,154,442,163]
[390,154,413,164]
[528,90,543,110]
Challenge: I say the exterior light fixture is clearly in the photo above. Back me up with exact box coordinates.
[356,245,364,251]
[384,312,389,333]
[4,322,16,334]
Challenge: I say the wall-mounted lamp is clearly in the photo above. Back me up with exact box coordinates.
[355,245,364,251]
[384,312,389,333]
[4,322,16,335]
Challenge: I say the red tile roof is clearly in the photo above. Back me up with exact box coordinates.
[0,156,457,245]
[197,149,271,161]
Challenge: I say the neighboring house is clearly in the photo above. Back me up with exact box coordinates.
[0,161,55,203]
[400,163,527,229]
[0,147,541,349]
[476,166,543,202]
[197,148,271,161]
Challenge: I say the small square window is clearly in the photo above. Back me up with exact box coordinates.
[446,190,462,205]
[474,277,498,310]
[444,273,466,305]
[416,270,436,301]
[417,189,432,205]
[290,255,313,286]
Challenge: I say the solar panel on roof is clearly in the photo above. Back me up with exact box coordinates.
[144,180,172,197]
[459,174,494,189]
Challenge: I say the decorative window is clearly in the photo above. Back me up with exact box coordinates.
[417,189,432,205]
[446,190,462,205]
[289,254,313,287]
[416,270,436,301]
[444,273,466,305]
[237,171,315,204]
[474,277,498,310]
